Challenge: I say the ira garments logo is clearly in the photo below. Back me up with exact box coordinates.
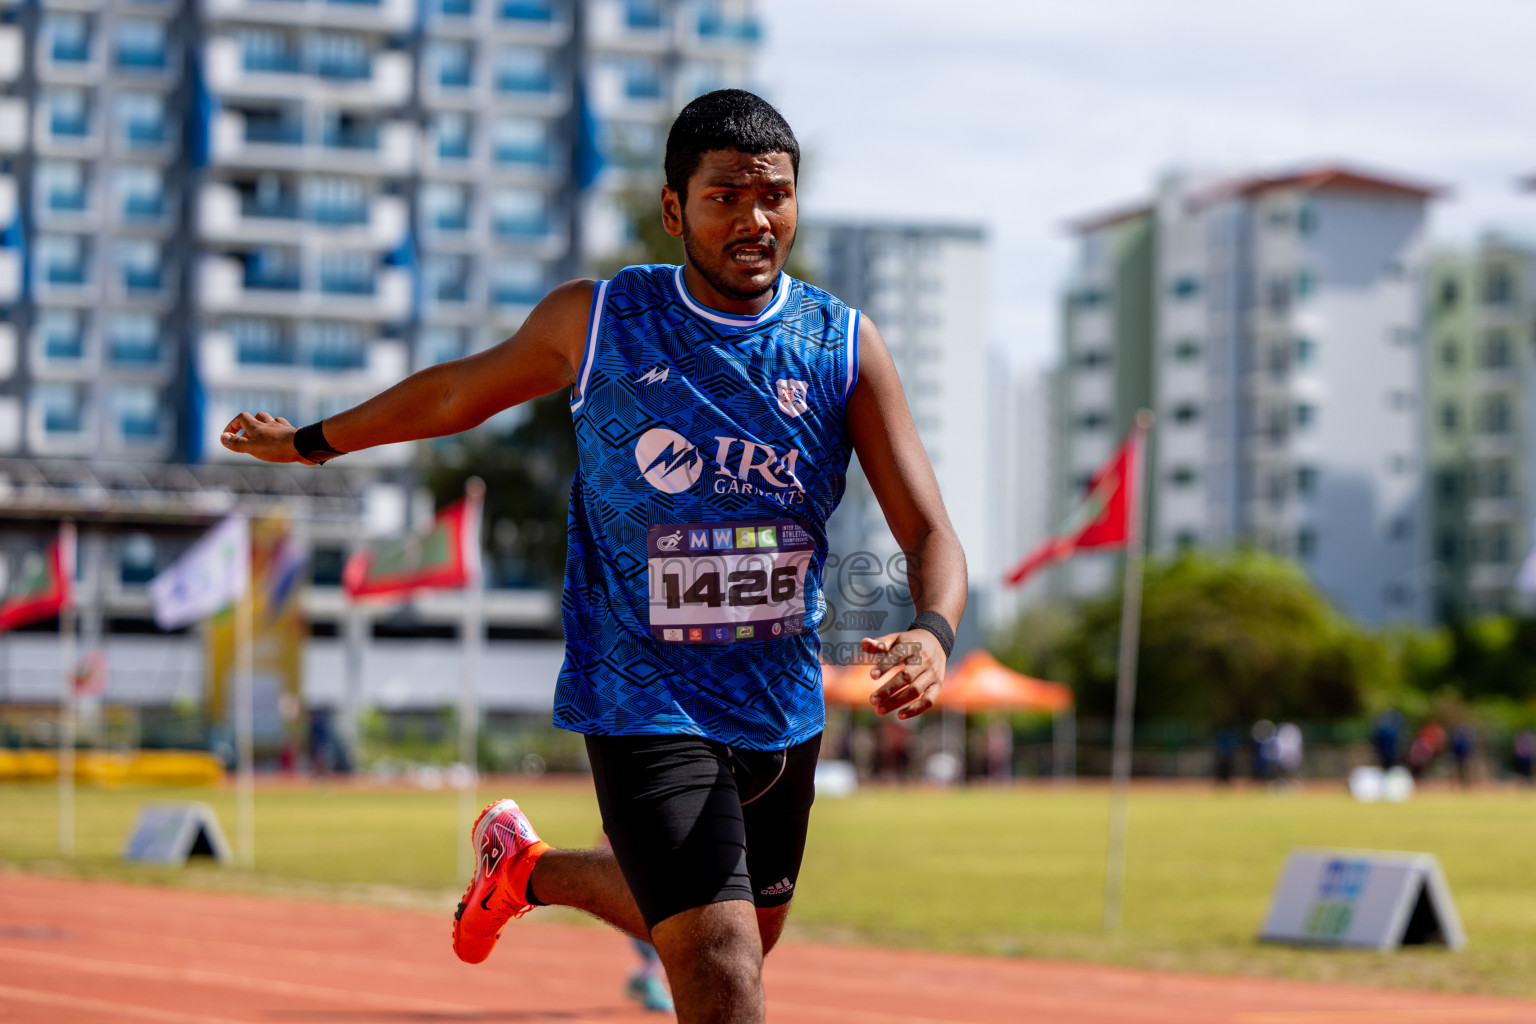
[637,366,670,386]
[634,428,706,494]
[774,378,809,417]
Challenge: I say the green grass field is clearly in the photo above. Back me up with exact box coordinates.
[3,779,1535,997]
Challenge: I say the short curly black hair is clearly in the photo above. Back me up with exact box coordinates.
[663,89,799,201]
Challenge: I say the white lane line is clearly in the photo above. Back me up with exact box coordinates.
[0,983,253,1024]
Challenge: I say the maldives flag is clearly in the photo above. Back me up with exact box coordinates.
[0,530,75,632]
[343,490,483,599]
[1003,429,1141,588]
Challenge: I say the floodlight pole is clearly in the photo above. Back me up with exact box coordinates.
[456,478,486,882]
[235,585,256,870]
[1103,411,1153,933]
[57,520,77,858]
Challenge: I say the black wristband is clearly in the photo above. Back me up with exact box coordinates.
[908,610,955,659]
[293,421,344,464]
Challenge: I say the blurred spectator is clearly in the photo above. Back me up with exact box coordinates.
[1213,727,1239,785]
[1513,730,1535,783]
[877,718,910,780]
[1276,722,1304,785]
[1450,724,1477,788]
[1371,711,1405,769]
[1408,721,1447,779]
[986,719,1013,781]
[1251,720,1277,782]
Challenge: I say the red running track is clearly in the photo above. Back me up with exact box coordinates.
[2,873,1534,1023]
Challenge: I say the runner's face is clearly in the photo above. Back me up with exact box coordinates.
[663,150,797,305]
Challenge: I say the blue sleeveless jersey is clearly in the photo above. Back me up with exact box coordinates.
[553,264,861,750]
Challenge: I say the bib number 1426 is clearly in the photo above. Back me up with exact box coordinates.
[646,520,815,644]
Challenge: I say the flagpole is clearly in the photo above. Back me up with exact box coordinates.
[235,583,255,870]
[1103,410,1153,933]
[456,478,486,881]
[57,520,76,859]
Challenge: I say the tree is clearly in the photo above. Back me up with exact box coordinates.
[995,551,1383,727]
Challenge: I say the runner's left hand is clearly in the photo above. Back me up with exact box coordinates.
[860,631,947,720]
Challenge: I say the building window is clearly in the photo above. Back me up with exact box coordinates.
[1168,466,1199,487]
[1075,348,1109,369]
[45,88,90,139]
[1172,402,1200,425]
[38,160,88,213]
[116,92,166,148]
[1295,465,1318,495]
[1438,276,1459,310]
[435,113,471,160]
[433,40,472,88]
[46,13,91,63]
[1483,265,1515,307]
[301,321,365,370]
[495,47,551,93]
[1388,390,1413,411]
[1075,287,1107,309]
[490,188,547,240]
[1296,527,1317,560]
[1294,336,1315,364]
[1437,529,1458,562]
[1479,394,1513,435]
[1293,402,1316,428]
[115,19,167,70]
[1171,339,1201,362]
[38,383,84,435]
[119,535,157,586]
[1266,276,1290,313]
[492,117,548,165]
[491,260,546,306]
[114,165,164,220]
[1389,517,1413,541]
[500,0,553,20]
[615,56,663,100]
[421,326,466,365]
[1436,468,1460,500]
[1075,410,1108,431]
[1174,531,1198,551]
[1295,269,1316,300]
[1439,402,1459,434]
[231,318,291,365]
[313,32,369,80]
[626,0,664,29]
[318,251,374,295]
[40,310,85,362]
[427,255,471,303]
[1170,276,1200,301]
[1439,338,1458,368]
[38,234,88,287]
[108,314,160,366]
[116,240,162,293]
[422,182,470,232]
[1296,202,1317,236]
[111,387,160,442]
[1481,329,1513,369]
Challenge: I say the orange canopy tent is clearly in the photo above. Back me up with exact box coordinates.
[821,650,1072,714]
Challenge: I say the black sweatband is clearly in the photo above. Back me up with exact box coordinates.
[293,420,344,464]
[908,610,955,658]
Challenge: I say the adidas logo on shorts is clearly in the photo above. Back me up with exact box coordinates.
[759,877,794,896]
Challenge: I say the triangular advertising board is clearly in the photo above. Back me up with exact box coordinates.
[1259,849,1467,951]
[122,802,232,866]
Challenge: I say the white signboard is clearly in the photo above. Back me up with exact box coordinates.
[123,802,232,866]
[1259,849,1466,951]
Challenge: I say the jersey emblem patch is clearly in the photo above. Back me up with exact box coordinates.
[774,378,809,417]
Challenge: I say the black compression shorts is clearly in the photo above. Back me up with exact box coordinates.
[585,732,821,932]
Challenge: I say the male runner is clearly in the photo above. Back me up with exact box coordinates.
[220,89,966,1024]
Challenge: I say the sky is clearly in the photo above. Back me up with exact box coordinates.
[759,0,1536,370]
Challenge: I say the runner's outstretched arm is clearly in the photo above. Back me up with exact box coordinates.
[218,280,595,463]
[844,318,968,720]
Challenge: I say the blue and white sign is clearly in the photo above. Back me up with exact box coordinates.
[1259,849,1466,951]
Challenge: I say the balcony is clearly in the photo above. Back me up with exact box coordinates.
[49,114,91,139]
[500,0,551,19]
[51,40,91,64]
[44,332,85,362]
[696,10,760,44]
[46,189,89,214]
[200,182,407,246]
[202,0,414,32]
[122,266,163,293]
[434,210,470,231]
[318,271,374,296]
[200,255,411,319]
[437,65,472,89]
[437,136,471,160]
[199,327,407,389]
[211,111,416,174]
[45,263,88,286]
[108,337,161,367]
[118,410,162,441]
[122,194,165,220]
[123,119,167,148]
[492,215,547,242]
[115,46,168,71]
[493,142,549,167]
[496,70,553,94]
[440,0,472,13]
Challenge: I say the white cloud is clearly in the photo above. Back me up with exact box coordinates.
[761,0,1536,368]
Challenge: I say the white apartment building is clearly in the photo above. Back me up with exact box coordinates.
[804,221,992,647]
[1058,166,1435,626]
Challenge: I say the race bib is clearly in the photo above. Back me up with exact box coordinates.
[646,520,814,643]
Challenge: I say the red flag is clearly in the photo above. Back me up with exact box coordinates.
[1003,429,1139,587]
[0,531,75,632]
[343,492,483,600]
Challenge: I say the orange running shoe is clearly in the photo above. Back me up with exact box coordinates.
[452,798,551,964]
